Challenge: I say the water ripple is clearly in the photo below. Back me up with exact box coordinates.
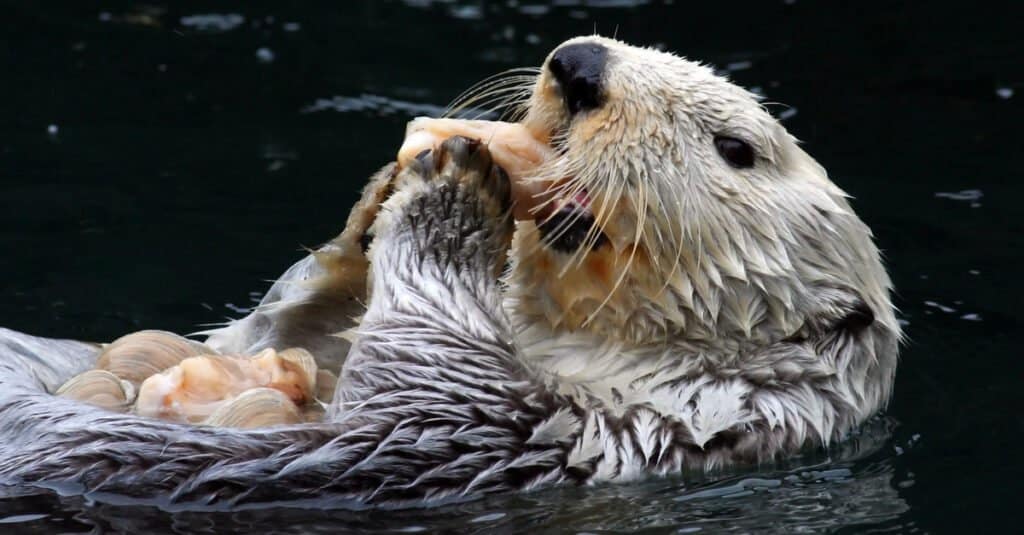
[301,94,448,117]
[179,14,246,33]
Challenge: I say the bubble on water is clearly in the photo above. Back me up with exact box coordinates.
[283,22,301,32]
[47,124,58,136]
[960,313,982,321]
[996,87,1013,99]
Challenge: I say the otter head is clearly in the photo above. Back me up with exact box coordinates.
[507,36,896,349]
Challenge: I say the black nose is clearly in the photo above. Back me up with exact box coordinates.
[548,43,608,115]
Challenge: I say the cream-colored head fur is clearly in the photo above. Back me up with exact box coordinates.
[506,36,897,350]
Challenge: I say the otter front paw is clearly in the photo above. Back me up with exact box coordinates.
[333,162,399,256]
[369,136,514,271]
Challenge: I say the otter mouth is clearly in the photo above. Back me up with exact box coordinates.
[536,189,608,253]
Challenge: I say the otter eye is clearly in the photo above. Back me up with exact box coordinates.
[714,136,755,169]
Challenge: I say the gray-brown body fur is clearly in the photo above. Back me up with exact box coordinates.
[0,38,899,509]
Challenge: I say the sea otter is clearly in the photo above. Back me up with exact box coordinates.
[0,36,899,507]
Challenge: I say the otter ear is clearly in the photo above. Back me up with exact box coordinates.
[804,286,876,337]
[834,298,875,334]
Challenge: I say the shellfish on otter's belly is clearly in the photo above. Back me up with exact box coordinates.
[56,330,333,428]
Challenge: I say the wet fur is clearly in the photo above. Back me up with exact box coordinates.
[0,38,899,508]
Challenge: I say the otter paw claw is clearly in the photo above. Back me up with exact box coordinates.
[397,135,513,222]
[367,136,514,270]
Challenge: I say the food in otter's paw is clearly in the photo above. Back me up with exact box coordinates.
[55,369,135,412]
[398,117,557,220]
[96,329,214,386]
[134,347,320,425]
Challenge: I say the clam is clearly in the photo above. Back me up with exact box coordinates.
[56,369,134,412]
[202,387,303,429]
[135,348,321,424]
[97,330,213,386]
[303,402,326,423]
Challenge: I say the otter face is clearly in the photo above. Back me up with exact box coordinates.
[509,37,894,348]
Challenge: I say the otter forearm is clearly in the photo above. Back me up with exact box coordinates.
[329,138,576,495]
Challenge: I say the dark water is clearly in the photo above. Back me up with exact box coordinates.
[1,1,1021,532]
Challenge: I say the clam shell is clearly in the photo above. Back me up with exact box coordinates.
[97,330,213,386]
[56,369,133,412]
[202,387,303,429]
[315,368,337,403]
[135,354,249,423]
[303,403,326,423]
[135,349,321,424]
